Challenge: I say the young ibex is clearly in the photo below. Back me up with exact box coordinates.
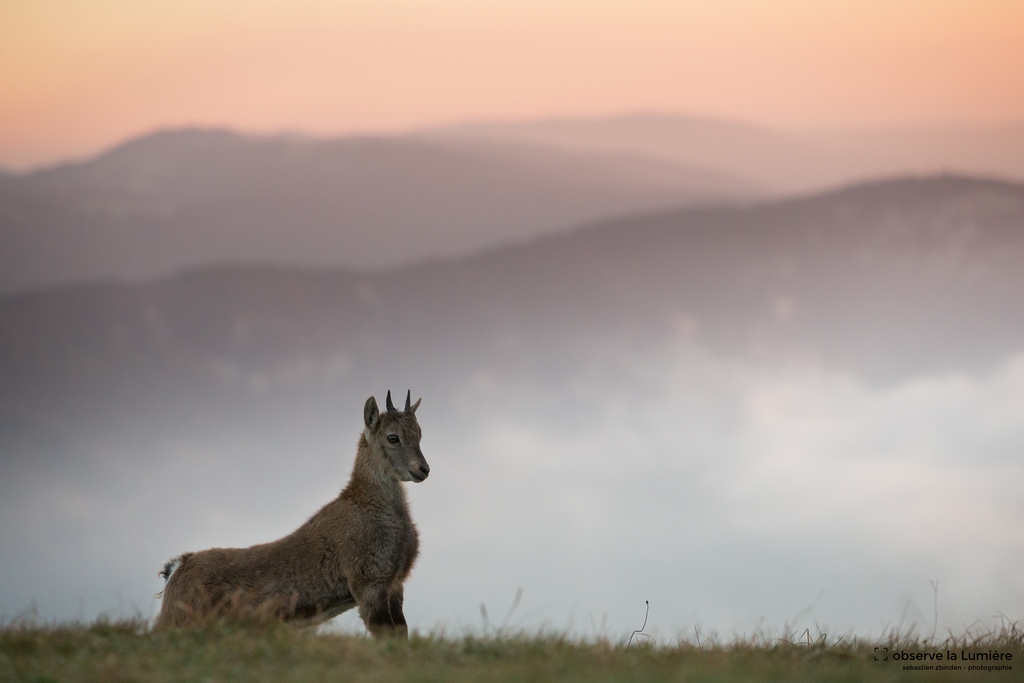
[156,390,429,637]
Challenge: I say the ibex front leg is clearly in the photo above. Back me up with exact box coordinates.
[387,586,407,632]
[353,581,408,638]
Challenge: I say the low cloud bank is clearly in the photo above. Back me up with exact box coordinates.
[2,345,1021,639]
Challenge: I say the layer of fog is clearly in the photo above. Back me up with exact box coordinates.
[2,341,1021,640]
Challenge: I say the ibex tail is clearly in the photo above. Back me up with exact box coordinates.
[159,553,192,581]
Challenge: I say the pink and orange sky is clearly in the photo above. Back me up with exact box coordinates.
[2,0,1023,169]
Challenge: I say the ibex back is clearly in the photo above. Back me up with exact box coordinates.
[156,390,430,637]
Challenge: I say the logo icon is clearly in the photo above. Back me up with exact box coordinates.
[874,646,889,662]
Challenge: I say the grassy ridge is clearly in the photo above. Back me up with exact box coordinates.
[1,619,1021,683]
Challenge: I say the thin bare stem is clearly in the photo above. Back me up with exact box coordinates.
[628,600,653,647]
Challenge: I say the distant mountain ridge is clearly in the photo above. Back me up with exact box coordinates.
[424,113,1024,193]
[7,116,1021,295]
[0,128,755,293]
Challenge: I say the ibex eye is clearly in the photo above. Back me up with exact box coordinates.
[387,435,400,444]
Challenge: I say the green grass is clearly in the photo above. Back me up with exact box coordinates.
[1,618,1021,683]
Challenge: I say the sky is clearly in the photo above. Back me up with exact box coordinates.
[2,0,1024,169]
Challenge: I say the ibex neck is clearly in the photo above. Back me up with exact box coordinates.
[345,435,407,510]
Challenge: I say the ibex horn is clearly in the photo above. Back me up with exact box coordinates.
[405,390,411,412]
[386,390,396,413]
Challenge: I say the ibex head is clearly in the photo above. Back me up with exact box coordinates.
[363,390,429,483]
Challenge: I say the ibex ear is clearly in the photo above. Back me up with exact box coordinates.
[364,396,379,428]
[409,397,422,414]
